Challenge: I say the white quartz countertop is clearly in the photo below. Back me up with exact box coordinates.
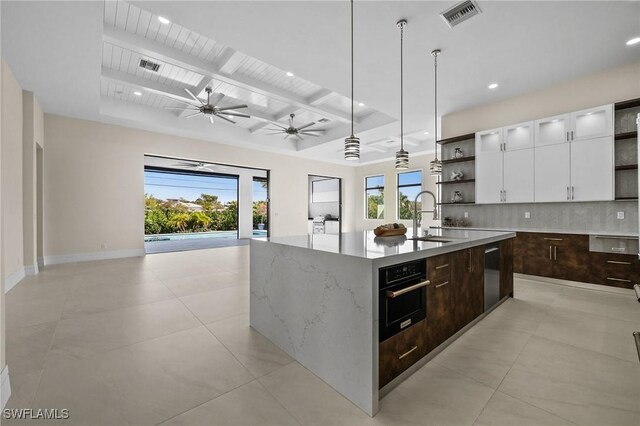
[436,226,639,238]
[252,228,515,261]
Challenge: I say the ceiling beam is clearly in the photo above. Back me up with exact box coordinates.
[218,48,246,75]
[103,26,354,124]
[101,67,277,123]
[308,89,334,106]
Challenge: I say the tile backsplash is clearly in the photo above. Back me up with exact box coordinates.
[442,200,638,234]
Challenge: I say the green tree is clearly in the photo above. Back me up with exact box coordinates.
[167,212,190,232]
[398,192,421,220]
[219,201,238,230]
[253,200,268,228]
[188,211,212,231]
[367,193,384,219]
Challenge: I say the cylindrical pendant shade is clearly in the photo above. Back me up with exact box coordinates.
[430,158,442,176]
[344,135,360,160]
[395,149,409,170]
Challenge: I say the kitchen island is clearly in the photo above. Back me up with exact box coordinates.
[250,228,515,416]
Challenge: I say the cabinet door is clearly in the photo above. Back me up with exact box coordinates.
[534,144,571,202]
[535,113,571,147]
[570,136,614,202]
[499,239,514,299]
[571,104,613,142]
[379,319,428,388]
[425,279,453,351]
[451,247,484,332]
[504,121,534,151]
[552,234,590,283]
[476,128,503,155]
[521,235,555,278]
[476,152,503,204]
[503,149,534,203]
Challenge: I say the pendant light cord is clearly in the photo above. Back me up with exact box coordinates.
[434,51,438,160]
[400,21,404,152]
[350,0,354,137]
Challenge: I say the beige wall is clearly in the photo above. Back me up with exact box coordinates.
[353,153,439,232]
[2,61,24,283]
[1,56,5,375]
[442,62,640,137]
[43,114,356,259]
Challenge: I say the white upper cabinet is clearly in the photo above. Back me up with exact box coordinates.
[503,149,534,203]
[476,128,503,154]
[504,121,534,151]
[534,113,571,147]
[570,136,614,201]
[475,151,504,204]
[534,144,571,202]
[571,104,613,142]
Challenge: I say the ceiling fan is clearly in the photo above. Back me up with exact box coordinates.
[266,113,326,140]
[166,87,250,124]
[172,161,217,172]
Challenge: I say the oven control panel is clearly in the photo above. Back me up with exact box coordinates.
[381,260,426,287]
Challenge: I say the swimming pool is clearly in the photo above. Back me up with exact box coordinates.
[145,230,267,242]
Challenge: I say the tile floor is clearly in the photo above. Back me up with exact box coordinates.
[4,246,640,425]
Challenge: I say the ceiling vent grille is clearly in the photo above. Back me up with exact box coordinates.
[440,0,481,28]
[139,59,161,72]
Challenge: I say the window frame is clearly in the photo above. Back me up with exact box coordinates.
[396,169,423,220]
[364,174,385,220]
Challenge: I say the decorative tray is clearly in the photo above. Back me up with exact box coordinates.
[373,227,408,237]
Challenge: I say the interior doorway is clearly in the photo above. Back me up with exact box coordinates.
[308,175,342,235]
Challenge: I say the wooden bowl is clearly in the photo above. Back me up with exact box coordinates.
[373,227,408,237]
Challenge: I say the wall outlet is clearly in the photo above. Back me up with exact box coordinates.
[617,211,625,220]
[464,212,469,218]
[524,211,531,219]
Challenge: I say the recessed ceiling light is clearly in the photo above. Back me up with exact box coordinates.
[286,71,294,77]
[423,131,430,135]
[133,91,142,96]
[488,83,499,90]
[626,37,640,46]
[358,102,365,107]
[551,119,559,123]
[158,16,170,25]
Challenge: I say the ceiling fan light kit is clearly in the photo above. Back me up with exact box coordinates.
[395,19,409,170]
[344,0,360,161]
[167,86,250,124]
[266,113,325,140]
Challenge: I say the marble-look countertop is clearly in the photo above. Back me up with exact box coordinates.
[437,226,639,238]
[252,228,514,261]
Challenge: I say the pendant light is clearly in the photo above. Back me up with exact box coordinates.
[395,19,409,170]
[344,0,360,160]
[429,49,442,176]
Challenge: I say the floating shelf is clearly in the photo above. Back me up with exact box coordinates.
[614,131,637,140]
[436,179,476,185]
[441,156,476,165]
[615,197,638,201]
[615,164,638,171]
[437,202,476,205]
[437,133,475,146]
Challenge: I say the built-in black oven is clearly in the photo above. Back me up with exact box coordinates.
[379,259,428,342]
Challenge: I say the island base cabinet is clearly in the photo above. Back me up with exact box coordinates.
[451,247,484,331]
[379,320,428,389]
[499,239,514,298]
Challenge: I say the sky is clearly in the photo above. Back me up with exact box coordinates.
[144,170,267,203]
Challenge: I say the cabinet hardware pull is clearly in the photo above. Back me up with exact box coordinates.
[571,186,574,200]
[549,246,553,260]
[503,190,506,202]
[435,264,449,270]
[435,281,449,288]
[594,235,638,240]
[468,249,472,272]
[386,280,430,299]
[398,345,418,360]
[611,247,627,253]
[607,260,631,265]
[554,245,557,261]
[544,238,564,241]
[571,131,574,141]
[606,277,631,283]
[566,186,570,200]
[566,131,569,142]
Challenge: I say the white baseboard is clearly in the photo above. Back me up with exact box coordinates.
[24,263,39,276]
[43,248,145,266]
[0,365,11,410]
[515,273,634,296]
[37,257,44,269]
[4,267,26,293]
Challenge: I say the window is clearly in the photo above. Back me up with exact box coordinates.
[397,170,422,220]
[253,177,269,234]
[365,175,385,219]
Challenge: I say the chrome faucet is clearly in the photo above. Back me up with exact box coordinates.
[412,190,438,239]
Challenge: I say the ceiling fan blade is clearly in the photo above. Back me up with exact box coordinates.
[184,112,202,119]
[268,122,288,130]
[218,111,250,118]
[184,88,204,105]
[300,131,322,137]
[296,122,316,131]
[209,117,214,125]
[164,106,198,110]
[265,128,285,132]
[216,115,236,124]
[210,93,225,106]
[284,134,290,140]
[217,104,248,111]
[296,134,305,141]
[266,132,284,135]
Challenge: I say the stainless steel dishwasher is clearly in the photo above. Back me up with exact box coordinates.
[484,244,501,311]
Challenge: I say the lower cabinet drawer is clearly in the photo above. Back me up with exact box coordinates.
[589,253,640,288]
[379,320,427,389]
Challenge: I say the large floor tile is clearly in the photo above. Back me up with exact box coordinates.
[478,297,546,335]
[534,307,640,363]
[160,380,299,426]
[474,391,576,426]
[180,285,249,324]
[206,315,294,378]
[34,327,254,425]
[379,362,495,426]
[499,336,640,425]
[6,281,71,330]
[432,325,531,388]
[160,271,243,298]
[51,299,201,358]
[551,285,640,323]
[259,362,374,426]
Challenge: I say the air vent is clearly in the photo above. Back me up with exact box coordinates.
[440,0,481,28]
[139,59,161,72]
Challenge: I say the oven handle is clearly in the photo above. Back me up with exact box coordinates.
[386,280,430,299]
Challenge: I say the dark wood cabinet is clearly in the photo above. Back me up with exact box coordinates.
[425,254,454,351]
[451,247,484,331]
[379,319,427,388]
[589,252,640,289]
[500,239,514,298]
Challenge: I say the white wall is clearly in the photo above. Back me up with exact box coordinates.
[353,152,439,233]
[442,62,640,137]
[2,60,24,287]
[43,114,356,261]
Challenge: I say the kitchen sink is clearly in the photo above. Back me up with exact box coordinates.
[409,236,455,243]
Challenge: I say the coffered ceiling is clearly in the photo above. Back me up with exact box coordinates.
[2,1,639,165]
